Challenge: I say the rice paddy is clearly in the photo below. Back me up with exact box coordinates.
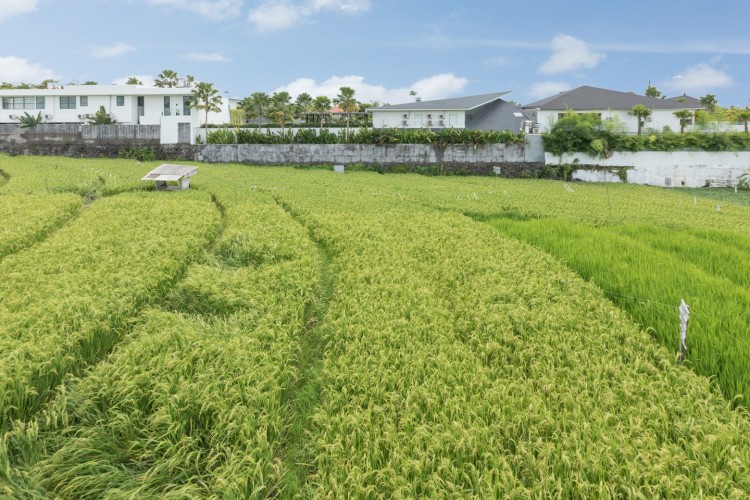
[1,155,750,497]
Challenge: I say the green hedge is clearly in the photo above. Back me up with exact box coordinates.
[207,127,526,146]
[543,112,750,155]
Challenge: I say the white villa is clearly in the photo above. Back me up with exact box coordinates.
[368,92,527,131]
[523,85,703,134]
[1,83,231,143]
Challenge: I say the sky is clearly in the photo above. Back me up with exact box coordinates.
[1,0,749,107]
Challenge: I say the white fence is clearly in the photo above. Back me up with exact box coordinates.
[548,151,750,188]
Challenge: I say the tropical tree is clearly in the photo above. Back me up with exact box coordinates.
[190,82,223,136]
[82,81,98,85]
[18,111,43,128]
[125,77,142,85]
[87,106,116,125]
[673,110,693,134]
[629,104,652,135]
[239,92,271,125]
[700,94,717,113]
[268,91,294,134]
[644,82,664,99]
[727,106,750,134]
[155,69,179,88]
[334,86,359,138]
[313,95,331,128]
[295,92,314,124]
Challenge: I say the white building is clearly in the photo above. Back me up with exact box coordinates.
[368,92,527,131]
[523,85,703,134]
[1,84,231,143]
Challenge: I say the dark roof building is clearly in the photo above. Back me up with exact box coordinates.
[523,85,703,111]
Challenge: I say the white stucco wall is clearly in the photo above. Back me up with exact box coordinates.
[537,109,691,134]
[548,151,750,188]
[371,110,465,129]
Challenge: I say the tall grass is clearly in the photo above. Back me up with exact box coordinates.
[490,217,750,408]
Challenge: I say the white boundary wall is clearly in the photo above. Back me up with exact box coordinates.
[547,151,750,188]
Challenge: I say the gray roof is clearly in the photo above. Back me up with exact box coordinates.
[466,99,526,132]
[523,85,703,111]
[370,92,511,111]
[666,94,703,107]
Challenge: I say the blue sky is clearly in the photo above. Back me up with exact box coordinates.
[2,0,749,107]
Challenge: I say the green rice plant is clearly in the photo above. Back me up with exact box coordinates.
[0,194,81,260]
[0,192,220,431]
[490,217,750,408]
[2,197,318,498]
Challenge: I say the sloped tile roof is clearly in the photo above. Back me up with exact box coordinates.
[523,85,703,111]
[371,92,511,111]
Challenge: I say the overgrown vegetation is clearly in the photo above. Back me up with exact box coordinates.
[207,127,525,146]
[544,111,750,155]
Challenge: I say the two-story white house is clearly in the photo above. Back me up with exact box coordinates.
[523,85,703,134]
[368,92,527,131]
[1,84,231,143]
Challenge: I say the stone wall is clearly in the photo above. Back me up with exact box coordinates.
[195,142,540,168]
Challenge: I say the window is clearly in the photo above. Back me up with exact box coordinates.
[80,96,88,107]
[183,96,191,116]
[116,96,124,106]
[2,97,39,109]
[163,96,171,116]
[60,96,76,109]
[36,97,45,109]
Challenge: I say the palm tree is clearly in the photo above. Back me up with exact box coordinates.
[629,104,652,135]
[269,91,294,135]
[295,92,314,124]
[673,110,693,134]
[190,82,223,139]
[155,69,179,88]
[125,77,142,85]
[334,86,358,139]
[313,95,331,128]
[728,106,750,134]
[241,92,271,126]
[700,94,717,114]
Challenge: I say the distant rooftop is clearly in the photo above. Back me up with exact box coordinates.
[370,92,512,112]
[523,85,703,111]
[0,84,196,97]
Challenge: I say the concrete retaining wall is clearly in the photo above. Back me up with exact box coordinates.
[549,151,750,187]
[196,142,538,167]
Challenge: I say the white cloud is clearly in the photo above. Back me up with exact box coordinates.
[91,42,136,58]
[665,63,733,92]
[528,81,572,99]
[273,73,469,104]
[0,0,38,22]
[145,0,243,21]
[539,34,604,74]
[248,0,371,32]
[183,51,229,62]
[111,74,156,86]
[0,56,57,84]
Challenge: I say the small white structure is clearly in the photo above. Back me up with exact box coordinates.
[523,85,703,134]
[142,164,197,191]
[368,92,526,131]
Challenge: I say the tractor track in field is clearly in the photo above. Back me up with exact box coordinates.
[0,191,226,435]
[269,196,335,498]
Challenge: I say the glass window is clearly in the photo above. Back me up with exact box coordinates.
[36,97,45,109]
[60,96,76,109]
[2,97,38,109]
[80,96,88,107]
[116,96,124,106]
[183,96,191,116]
[163,96,171,116]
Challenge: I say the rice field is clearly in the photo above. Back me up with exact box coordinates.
[1,155,750,497]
